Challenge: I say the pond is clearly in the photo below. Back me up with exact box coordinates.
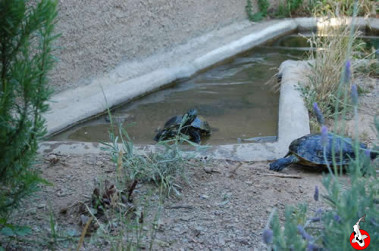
[50,33,378,144]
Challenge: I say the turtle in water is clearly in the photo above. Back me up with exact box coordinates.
[154,109,211,143]
[269,133,377,171]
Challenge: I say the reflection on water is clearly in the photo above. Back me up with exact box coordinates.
[51,36,308,144]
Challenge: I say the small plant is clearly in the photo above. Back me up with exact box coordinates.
[257,0,270,17]
[310,0,376,17]
[276,0,304,17]
[246,0,270,22]
[301,21,360,121]
[80,111,206,249]
[0,0,58,227]
[266,6,378,247]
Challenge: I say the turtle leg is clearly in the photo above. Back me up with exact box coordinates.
[189,129,201,144]
[154,129,170,142]
[269,155,299,171]
[154,130,164,141]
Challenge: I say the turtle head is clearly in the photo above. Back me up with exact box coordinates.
[187,108,198,117]
[185,109,198,123]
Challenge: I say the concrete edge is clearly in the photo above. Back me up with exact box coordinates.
[40,17,379,161]
[39,60,310,161]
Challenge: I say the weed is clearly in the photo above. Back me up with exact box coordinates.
[311,0,376,17]
[301,21,360,121]
[276,0,304,17]
[246,0,270,22]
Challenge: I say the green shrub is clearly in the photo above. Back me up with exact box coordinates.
[276,0,304,17]
[265,9,378,249]
[258,0,270,17]
[301,22,359,120]
[246,0,270,22]
[0,0,58,221]
[310,0,376,17]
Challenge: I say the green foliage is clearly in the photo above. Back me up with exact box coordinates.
[258,0,270,17]
[102,112,205,196]
[246,0,270,22]
[266,9,378,249]
[301,23,359,120]
[0,0,58,223]
[276,0,304,17]
[310,0,376,17]
[267,153,378,250]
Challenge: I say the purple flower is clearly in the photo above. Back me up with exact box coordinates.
[310,217,321,222]
[262,228,273,244]
[351,84,358,105]
[313,102,324,125]
[315,208,323,215]
[297,225,314,241]
[307,243,321,251]
[334,214,341,223]
[364,149,371,158]
[313,186,319,201]
[344,60,351,82]
[321,126,328,147]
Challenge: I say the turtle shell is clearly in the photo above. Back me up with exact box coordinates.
[289,133,367,166]
[163,115,183,129]
[190,116,211,134]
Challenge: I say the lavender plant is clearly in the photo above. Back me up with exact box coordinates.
[264,1,378,249]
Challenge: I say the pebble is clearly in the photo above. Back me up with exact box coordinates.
[80,214,90,225]
[96,160,104,167]
[37,204,46,209]
[218,236,226,245]
[200,194,209,199]
[203,166,213,173]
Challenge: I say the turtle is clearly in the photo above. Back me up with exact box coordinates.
[154,109,211,143]
[269,133,377,172]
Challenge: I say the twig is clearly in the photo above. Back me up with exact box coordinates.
[165,205,194,210]
[77,216,93,251]
[230,163,243,174]
[261,173,302,179]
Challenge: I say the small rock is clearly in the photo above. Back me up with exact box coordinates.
[200,194,209,199]
[66,228,80,237]
[203,166,213,173]
[46,154,59,165]
[155,239,170,247]
[37,204,46,209]
[80,215,90,226]
[96,160,104,167]
[218,236,226,246]
[299,186,304,193]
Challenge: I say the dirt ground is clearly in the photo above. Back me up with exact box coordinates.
[1,76,377,250]
[3,153,326,250]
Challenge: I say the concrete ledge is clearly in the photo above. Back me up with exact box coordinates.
[41,17,379,161]
[46,19,298,134]
[40,60,310,161]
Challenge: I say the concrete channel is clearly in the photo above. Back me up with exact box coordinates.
[40,17,379,161]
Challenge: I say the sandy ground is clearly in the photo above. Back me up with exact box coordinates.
[2,154,325,250]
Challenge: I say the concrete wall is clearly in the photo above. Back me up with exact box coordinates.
[52,0,254,93]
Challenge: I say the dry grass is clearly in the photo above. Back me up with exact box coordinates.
[301,20,361,118]
[311,0,376,17]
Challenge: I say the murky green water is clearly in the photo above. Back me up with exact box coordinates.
[50,34,378,144]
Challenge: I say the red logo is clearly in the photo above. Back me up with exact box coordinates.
[350,229,370,249]
[350,214,371,250]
